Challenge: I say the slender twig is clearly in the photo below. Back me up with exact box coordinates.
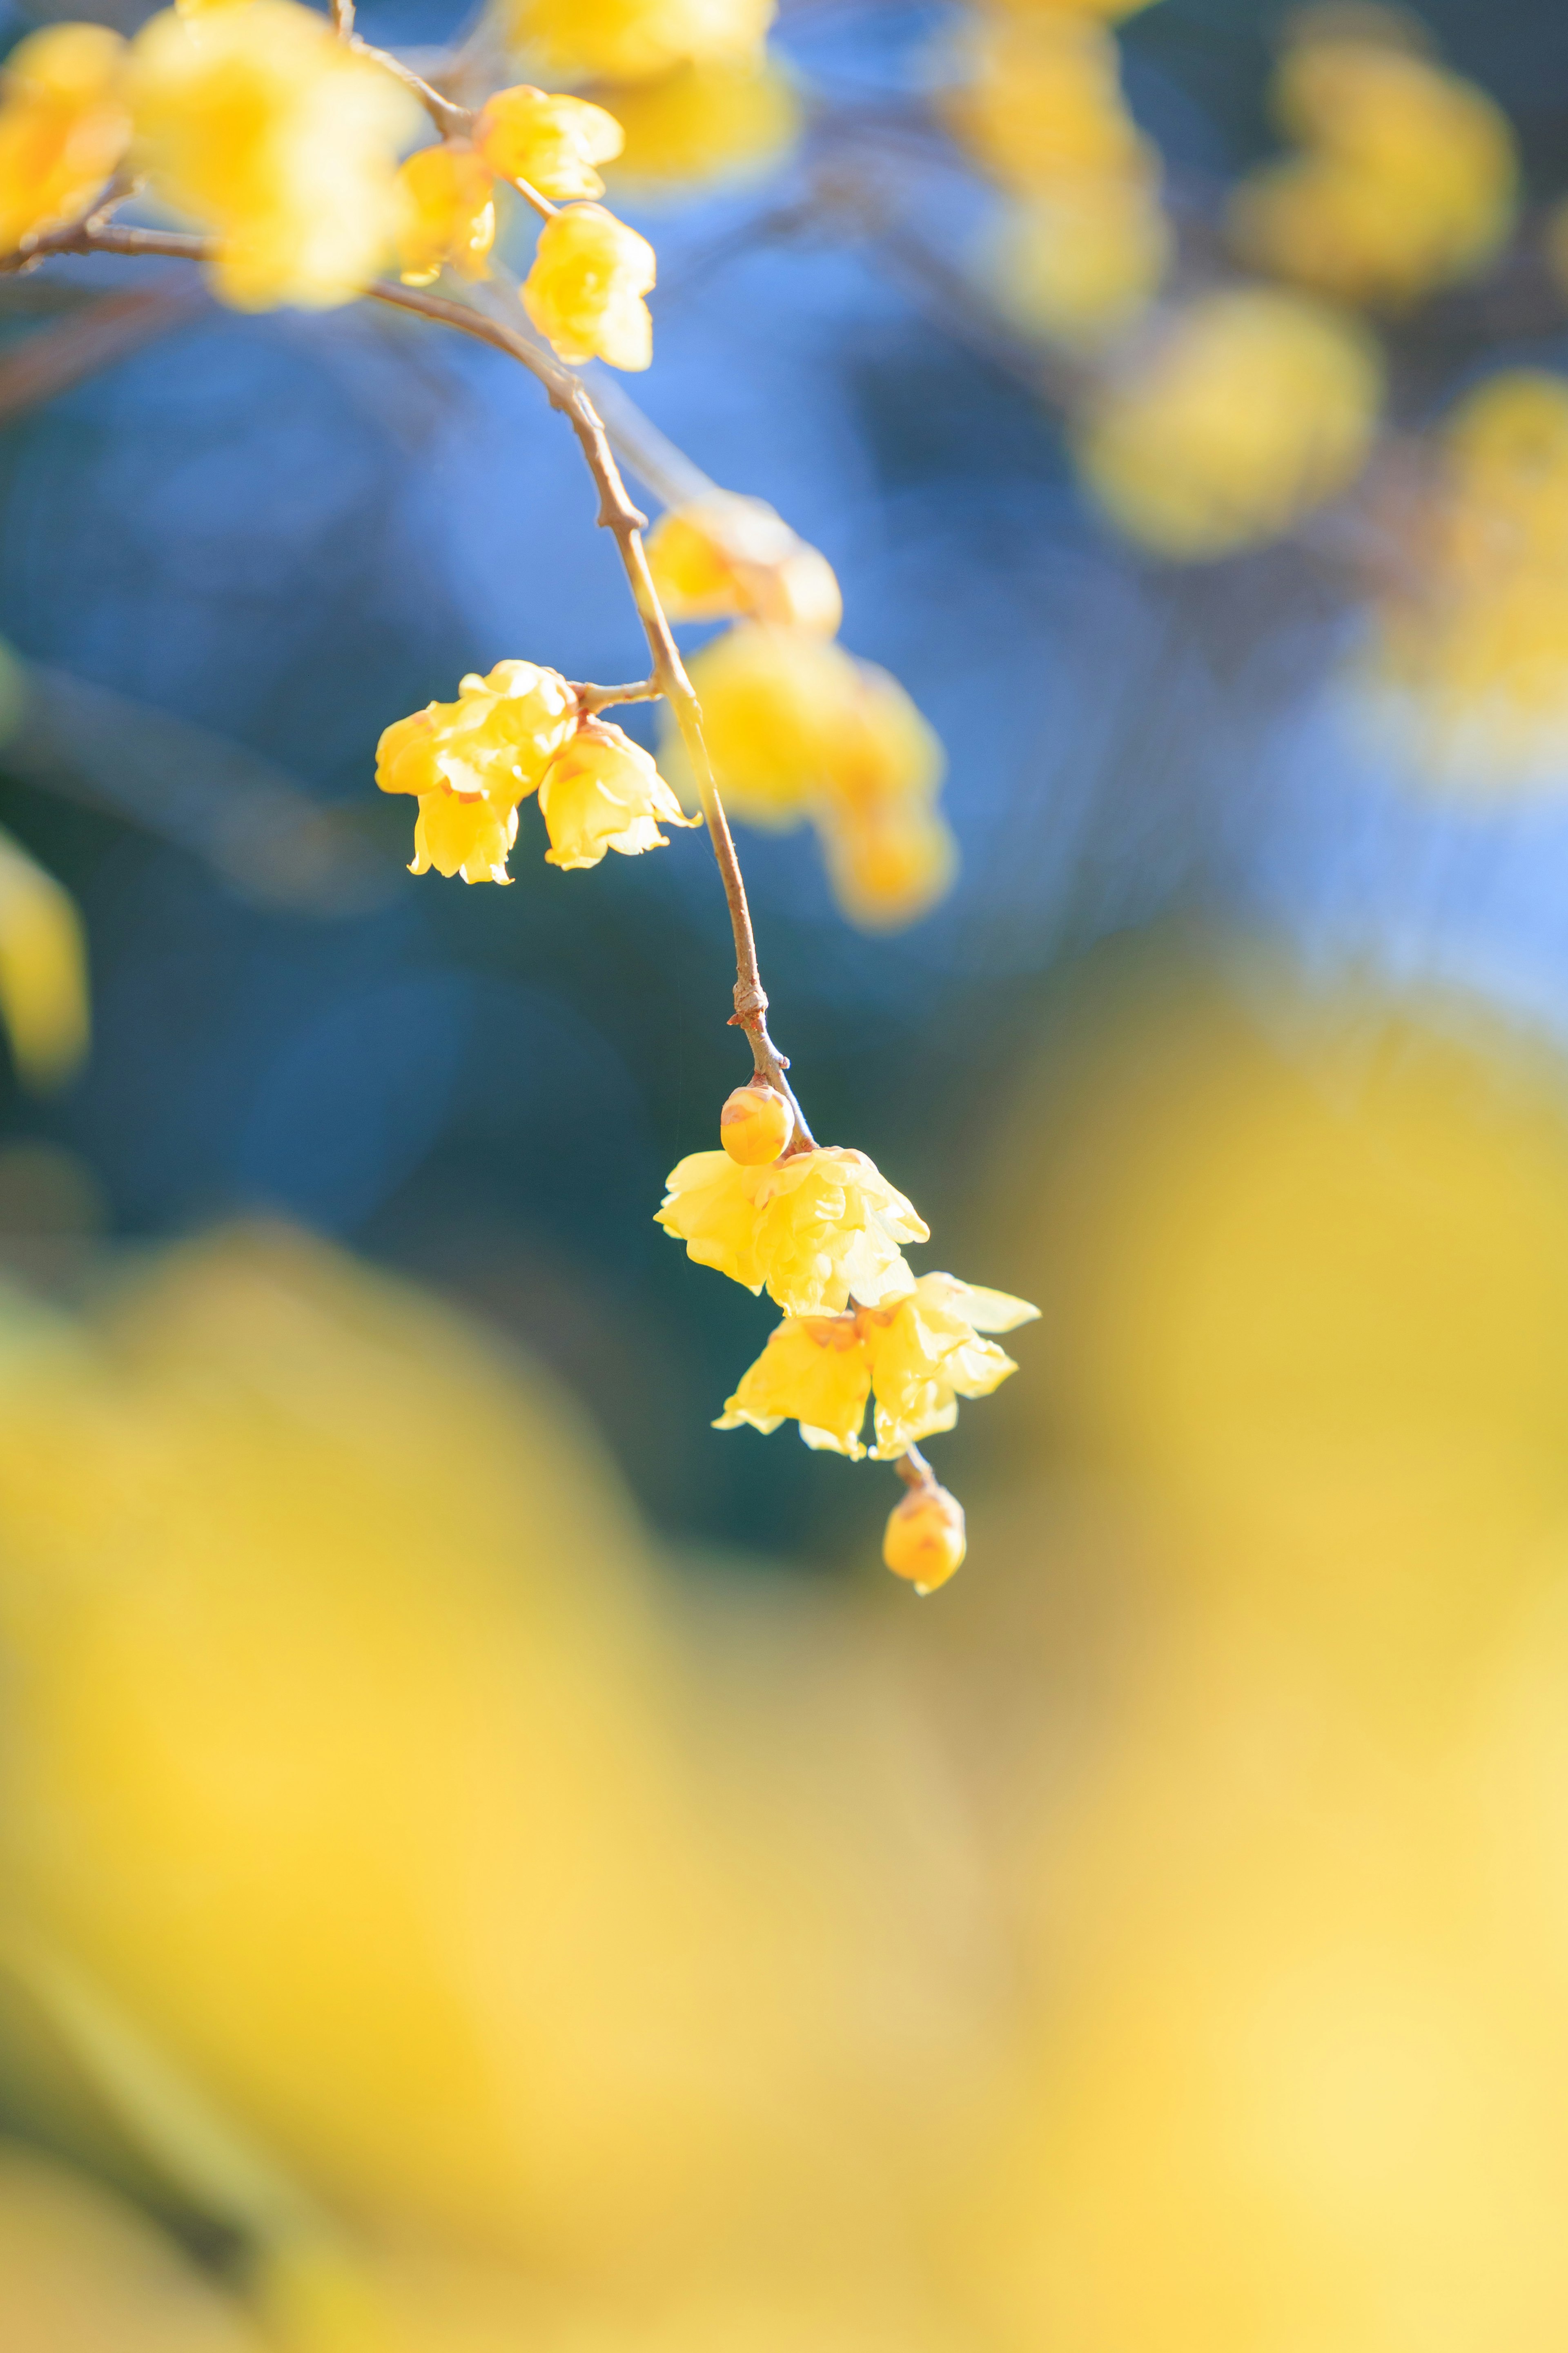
[575,676,660,712]
[330,0,355,33]
[896,1442,938,1493]
[6,218,813,1145]
[346,42,559,223]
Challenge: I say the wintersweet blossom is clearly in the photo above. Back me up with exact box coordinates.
[602,56,800,197]
[537,721,697,868]
[521,202,656,369]
[501,0,775,85]
[645,497,842,634]
[475,86,624,200]
[0,23,130,257]
[882,1481,967,1593]
[395,143,495,286]
[819,801,958,934]
[128,1,419,312]
[409,792,518,886]
[715,1314,872,1457]
[377,663,577,808]
[657,1144,927,1315]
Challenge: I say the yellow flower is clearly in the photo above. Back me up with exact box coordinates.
[537,719,698,868]
[376,661,577,809]
[986,177,1170,350]
[819,801,958,934]
[860,1271,1037,1457]
[394,142,495,287]
[645,496,842,634]
[715,1314,872,1457]
[1073,287,1382,559]
[0,23,130,257]
[475,85,624,199]
[127,0,419,311]
[1230,33,1517,308]
[819,661,945,815]
[882,1481,966,1592]
[408,790,518,884]
[661,624,860,827]
[501,0,774,85]
[719,1081,793,1166]
[521,201,656,369]
[656,1144,927,1314]
[937,15,1148,195]
[599,54,800,196]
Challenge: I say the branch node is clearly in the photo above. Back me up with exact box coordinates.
[730,981,768,1027]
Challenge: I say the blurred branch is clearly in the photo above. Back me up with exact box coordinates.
[0,278,206,426]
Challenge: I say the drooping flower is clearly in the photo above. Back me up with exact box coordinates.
[882,1481,967,1593]
[377,662,578,808]
[537,720,697,868]
[986,178,1170,351]
[408,793,518,886]
[475,85,624,200]
[860,1272,1037,1458]
[127,0,419,311]
[818,801,958,934]
[0,23,130,257]
[657,1144,927,1315]
[599,55,800,198]
[394,142,495,286]
[520,201,656,369]
[501,0,774,85]
[645,497,841,634]
[719,1082,793,1166]
[714,1314,871,1457]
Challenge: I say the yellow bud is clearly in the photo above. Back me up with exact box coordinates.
[882,1481,967,1594]
[719,1082,792,1164]
[476,84,624,200]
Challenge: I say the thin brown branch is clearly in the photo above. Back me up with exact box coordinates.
[4,218,812,1146]
[575,676,660,713]
[896,1443,938,1493]
[347,42,559,222]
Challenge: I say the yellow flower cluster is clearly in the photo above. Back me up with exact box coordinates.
[1231,22,1517,310]
[938,0,1169,349]
[376,660,693,882]
[0,22,130,259]
[659,1088,1036,1588]
[501,0,800,200]
[127,1,420,312]
[1074,285,1383,559]
[660,622,956,930]
[1361,371,1568,789]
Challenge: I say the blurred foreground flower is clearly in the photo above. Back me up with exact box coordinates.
[0,23,129,257]
[597,55,800,196]
[499,0,775,86]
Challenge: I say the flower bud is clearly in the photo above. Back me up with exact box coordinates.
[719,1082,792,1165]
[882,1481,967,1594]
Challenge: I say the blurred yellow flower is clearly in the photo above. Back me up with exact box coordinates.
[394,143,495,287]
[938,15,1148,195]
[521,201,656,369]
[663,624,861,828]
[475,84,624,199]
[645,496,842,634]
[1231,30,1517,308]
[537,719,697,868]
[0,825,89,1091]
[1073,286,1382,558]
[0,22,129,257]
[882,1481,966,1593]
[818,800,958,934]
[715,1313,873,1456]
[501,0,774,85]
[1361,370,1568,787]
[599,54,800,196]
[127,2,419,312]
[986,178,1170,350]
[377,661,577,808]
[657,1144,927,1314]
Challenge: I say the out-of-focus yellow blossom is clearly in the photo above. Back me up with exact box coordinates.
[599,55,800,196]
[664,624,861,827]
[1361,371,1568,787]
[657,1144,927,1314]
[719,1081,793,1165]
[501,0,774,86]
[1231,30,1517,308]
[819,661,946,815]
[377,661,577,807]
[971,0,1158,19]
[882,1481,966,1594]
[520,201,656,369]
[987,178,1170,350]
[818,800,958,934]
[646,496,842,634]
[716,1313,873,1456]
[937,15,1149,195]
[1074,287,1382,558]
[409,789,518,885]
[537,718,697,868]
[127,1,419,312]
[0,826,89,1091]
[0,2144,263,2352]
[394,143,495,288]
[475,85,624,200]
[714,1272,1033,1457]
[0,23,129,258]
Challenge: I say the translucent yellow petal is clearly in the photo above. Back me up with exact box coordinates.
[0,827,88,1091]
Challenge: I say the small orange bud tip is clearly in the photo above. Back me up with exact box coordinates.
[719,1082,793,1165]
[882,1481,967,1592]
